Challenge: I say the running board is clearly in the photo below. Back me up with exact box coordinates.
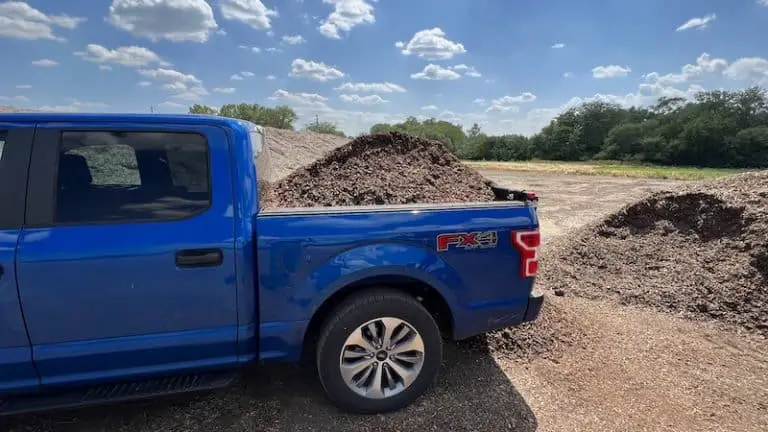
[0,371,238,416]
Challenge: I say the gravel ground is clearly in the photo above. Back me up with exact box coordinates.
[6,169,767,432]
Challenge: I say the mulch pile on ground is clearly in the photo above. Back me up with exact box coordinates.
[540,170,768,335]
[459,297,586,361]
[262,131,497,208]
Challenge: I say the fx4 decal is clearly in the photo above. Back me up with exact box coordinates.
[436,231,499,252]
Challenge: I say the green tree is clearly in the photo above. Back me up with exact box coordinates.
[304,121,346,137]
[218,103,298,129]
[728,126,768,167]
[189,104,217,115]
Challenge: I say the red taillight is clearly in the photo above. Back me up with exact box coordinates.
[512,230,540,278]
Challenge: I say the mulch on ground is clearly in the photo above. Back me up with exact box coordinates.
[540,170,768,335]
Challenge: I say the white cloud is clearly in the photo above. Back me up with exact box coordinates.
[139,68,201,84]
[265,47,283,53]
[159,101,185,108]
[551,43,565,49]
[0,95,29,102]
[74,44,169,68]
[108,0,218,42]
[472,98,486,106]
[139,68,208,100]
[290,58,345,81]
[421,105,438,111]
[676,14,716,32]
[239,45,261,53]
[759,0,768,6]
[644,53,727,85]
[170,86,209,101]
[219,0,277,31]
[214,87,236,93]
[241,71,255,77]
[99,65,113,71]
[282,34,306,45]
[16,84,32,89]
[592,64,632,78]
[38,99,110,113]
[411,64,461,80]
[269,89,329,108]
[724,57,768,85]
[395,27,466,60]
[0,1,86,41]
[334,82,406,93]
[318,0,375,39]
[265,75,277,80]
[451,64,481,78]
[486,92,536,113]
[138,81,152,87]
[339,94,389,105]
[32,59,57,67]
[216,28,227,35]
[231,74,244,80]
[162,82,188,91]
[564,72,574,78]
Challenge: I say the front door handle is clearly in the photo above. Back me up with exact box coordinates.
[175,248,223,268]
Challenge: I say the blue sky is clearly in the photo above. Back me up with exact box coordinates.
[2,0,768,136]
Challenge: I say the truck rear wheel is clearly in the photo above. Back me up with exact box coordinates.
[315,289,443,413]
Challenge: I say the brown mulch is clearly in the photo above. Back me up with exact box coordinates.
[261,126,350,183]
[458,295,587,362]
[262,131,496,208]
[540,170,768,335]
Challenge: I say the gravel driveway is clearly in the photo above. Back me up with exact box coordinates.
[4,171,767,432]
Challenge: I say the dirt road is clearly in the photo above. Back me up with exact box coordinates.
[4,171,767,432]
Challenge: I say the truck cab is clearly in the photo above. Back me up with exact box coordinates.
[0,113,542,415]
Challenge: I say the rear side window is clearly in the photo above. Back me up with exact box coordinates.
[0,131,6,160]
[56,131,210,225]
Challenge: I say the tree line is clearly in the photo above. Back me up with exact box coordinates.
[188,103,346,137]
[190,86,768,168]
[371,87,768,168]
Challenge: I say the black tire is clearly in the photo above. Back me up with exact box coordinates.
[315,288,443,414]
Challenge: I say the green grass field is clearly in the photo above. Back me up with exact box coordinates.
[463,160,751,181]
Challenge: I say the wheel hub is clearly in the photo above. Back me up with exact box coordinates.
[339,317,426,399]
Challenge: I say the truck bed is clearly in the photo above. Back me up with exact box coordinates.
[254,199,539,361]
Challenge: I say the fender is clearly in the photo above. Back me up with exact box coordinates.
[303,242,465,319]
[259,242,465,324]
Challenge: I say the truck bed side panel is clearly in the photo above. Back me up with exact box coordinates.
[255,204,537,362]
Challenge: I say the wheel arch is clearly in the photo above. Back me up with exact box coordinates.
[301,274,455,366]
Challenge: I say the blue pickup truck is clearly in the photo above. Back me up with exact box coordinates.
[0,113,542,415]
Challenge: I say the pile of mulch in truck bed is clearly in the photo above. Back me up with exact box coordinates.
[261,126,350,183]
[261,131,497,208]
[540,170,768,335]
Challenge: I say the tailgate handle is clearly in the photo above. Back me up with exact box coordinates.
[175,248,223,268]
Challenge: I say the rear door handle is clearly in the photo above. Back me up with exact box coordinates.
[175,248,223,268]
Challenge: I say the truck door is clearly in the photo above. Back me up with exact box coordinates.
[16,123,238,388]
[0,126,39,395]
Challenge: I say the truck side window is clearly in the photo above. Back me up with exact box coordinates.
[55,131,210,225]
